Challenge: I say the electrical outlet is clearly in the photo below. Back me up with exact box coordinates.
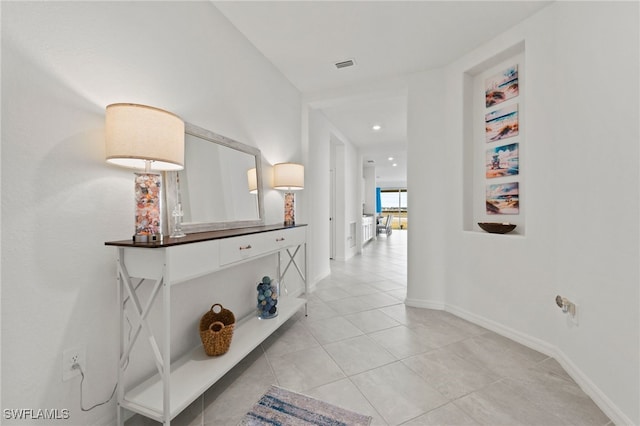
[62,346,86,381]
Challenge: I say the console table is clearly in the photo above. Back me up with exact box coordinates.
[105,224,307,425]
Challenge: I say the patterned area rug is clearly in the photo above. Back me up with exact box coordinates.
[238,385,372,426]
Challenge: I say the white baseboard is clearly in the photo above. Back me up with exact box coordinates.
[306,270,329,295]
[445,303,556,357]
[404,297,445,310]
[551,347,635,426]
[404,299,634,426]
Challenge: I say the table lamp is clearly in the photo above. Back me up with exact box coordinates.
[105,103,184,242]
[273,163,304,226]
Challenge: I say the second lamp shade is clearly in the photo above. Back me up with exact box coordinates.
[273,163,304,190]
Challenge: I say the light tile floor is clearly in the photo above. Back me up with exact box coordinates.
[128,230,611,426]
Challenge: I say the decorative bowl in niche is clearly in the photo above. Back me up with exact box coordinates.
[478,222,517,234]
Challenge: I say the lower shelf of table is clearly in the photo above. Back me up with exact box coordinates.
[121,297,307,422]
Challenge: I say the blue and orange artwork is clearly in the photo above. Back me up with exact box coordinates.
[486,143,519,178]
[485,104,519,142]
[485,65,519,107]
[486,182,519,215]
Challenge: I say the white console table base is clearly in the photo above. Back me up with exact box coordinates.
[107,225,308,425]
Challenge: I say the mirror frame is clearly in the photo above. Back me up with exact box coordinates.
[164,122,265,234]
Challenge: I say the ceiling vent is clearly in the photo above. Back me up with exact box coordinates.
[335,59,356,69]
[367,160,375,164]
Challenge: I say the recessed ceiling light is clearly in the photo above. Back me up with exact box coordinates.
[392,163,397,167]
[388,157,394,161]
[372,124,382,131]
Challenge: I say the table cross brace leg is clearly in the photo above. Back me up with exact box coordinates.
[117,258,166,379]
[278,244,307,315]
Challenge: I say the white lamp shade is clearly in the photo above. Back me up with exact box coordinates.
[247,168,258,194]
[105,103,185,171]
[273,163,304,190]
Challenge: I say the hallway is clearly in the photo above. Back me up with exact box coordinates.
[130,230,610,426]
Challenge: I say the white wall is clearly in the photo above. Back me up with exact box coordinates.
[363,166,376,215]
[304,108,333,285]
[407,2,639,424]
[406,68,447,307]
[306,108,361,262]
[1,2,301,425]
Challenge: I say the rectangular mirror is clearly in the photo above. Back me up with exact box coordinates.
[164,122,265,234]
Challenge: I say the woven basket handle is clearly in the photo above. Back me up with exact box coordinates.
[211,304,223,314]
[209,321,225,333]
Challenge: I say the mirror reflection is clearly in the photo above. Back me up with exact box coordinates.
[165,123,264,234]
[180,133,259,223]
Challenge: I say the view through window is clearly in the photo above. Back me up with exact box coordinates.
[380,189,407,229]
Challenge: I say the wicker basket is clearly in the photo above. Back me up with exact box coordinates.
[199,304,235,356]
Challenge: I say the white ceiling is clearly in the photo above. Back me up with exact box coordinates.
[214,1,551,186]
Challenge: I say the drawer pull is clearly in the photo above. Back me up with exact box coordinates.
[276,237,285,242]
[239,245,252,250]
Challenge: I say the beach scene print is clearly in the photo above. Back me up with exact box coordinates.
[486,182,519,215]
[485,65,519,107]
[486,143,519,178]
[485,103,519,142]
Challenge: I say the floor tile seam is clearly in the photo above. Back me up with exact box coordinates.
[343,315,401,335]
[400,345,495,374]
[355,322,402,336]
[431,337,514,376]
[384,324,459,354]
[312,328,367,346]
[449,396,487,426]
[405,317,473,337]
[277,344,349,393]
[321,340,399,379]
[498,374,608,423]
[257,344,283,390]
[454,377,579,426]
[362,359,453,423]
[325,302,402,317]
[261,327,323,360]
[343,289,387,298]
[490,377,576,425]
[339,376,393,426]
[442,376,506,401]
[400,355,480,402]
[477,333,549,362]
[447,378,514,426]
[529,356,580,386]
[314,294,357,303]
[396,398,453,426]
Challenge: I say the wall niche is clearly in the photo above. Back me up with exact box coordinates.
[463,41,526,235]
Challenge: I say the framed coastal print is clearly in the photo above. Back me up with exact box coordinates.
[485,104,519,142]
[486,143,519,178]
[486,182,519,215]
[485,64,519,107]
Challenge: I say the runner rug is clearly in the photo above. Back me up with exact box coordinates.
[238,385,372,426]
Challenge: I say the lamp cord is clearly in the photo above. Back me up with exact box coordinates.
[74,363,117,412]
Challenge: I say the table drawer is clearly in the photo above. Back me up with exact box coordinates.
[218,227,306,266]
[219,233,272,266]
[270,226,306,250]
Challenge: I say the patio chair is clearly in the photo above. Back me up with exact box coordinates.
[377,214,393,236]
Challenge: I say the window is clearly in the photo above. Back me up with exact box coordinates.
[380,189,407,229]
